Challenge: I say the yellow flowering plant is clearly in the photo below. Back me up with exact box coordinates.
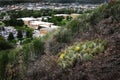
[60,53,65,59]
[74,46,80,51]
[58,39,107,68]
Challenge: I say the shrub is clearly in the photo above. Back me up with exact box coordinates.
[88,4,108,25]
[17,30,23,40]
[0,51,9,79]
[66,19,80,33]
[110,2,120,22]
[7,32,14,41]
[22,38,32,44]
[22,43,34,63]
[0,36,13,50]
[26,30,33,38]
[55,29,72,43]
[32,38,45,56]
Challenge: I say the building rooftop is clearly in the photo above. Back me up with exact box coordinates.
[54,14,70,17]
[30,21,54,26]
[18,17,37,21]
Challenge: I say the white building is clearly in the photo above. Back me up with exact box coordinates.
[18,17,59,38]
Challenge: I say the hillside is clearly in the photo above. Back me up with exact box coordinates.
[23,1,120,80]
[0,0,120,80]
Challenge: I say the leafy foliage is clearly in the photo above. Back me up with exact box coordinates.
[55,29,72,43]
[3,19,24,26]
[0,37,46,80]
[32,38,45,56]
[17,30,23,40]
[0,51,9,79]
[0,36,13,50]
[7,32,14,41]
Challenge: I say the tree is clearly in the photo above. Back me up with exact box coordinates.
[17,30,23,40]
[3,19,24,26]
[7,32,14,41]
[2,27,5,31]
[0,27,5,31]
[26,30,32,38]
[0,36,13,50]
[2,20,10,26]
[16,20,24,26]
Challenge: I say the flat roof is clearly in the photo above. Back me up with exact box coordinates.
[18,17,37,21]
[30,21,54,26]
[54,14,70,17]
[39,24,59,29]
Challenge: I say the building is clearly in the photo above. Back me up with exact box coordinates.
[70,14,80,19]
[30,21,54,29]
[18,17,59,38]
[54,14,70,19]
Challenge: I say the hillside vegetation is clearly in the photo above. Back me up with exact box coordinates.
[0,0,120,80]
[24,1,120,80]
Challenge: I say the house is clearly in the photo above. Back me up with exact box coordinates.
[31,23,59,38]
[18,17,59,38]
[30,21,54,29]
[40,24,59,36]
[54,14,70,19]
[70,14,80,19]
[17,17,37,26]
[33,30,41,38]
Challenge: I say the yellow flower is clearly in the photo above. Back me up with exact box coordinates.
[60,53,65,59]
[74,46,80,51]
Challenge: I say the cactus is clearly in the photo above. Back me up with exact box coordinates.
[83,53,93,61]
[58,39,107,68]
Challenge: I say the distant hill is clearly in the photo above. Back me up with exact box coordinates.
[48,0,105,3]
[0,0,105,6]
[0,0,43,6]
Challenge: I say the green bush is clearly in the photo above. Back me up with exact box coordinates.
[0,51,9,79]
[66,19,80,33]
[110,2,120,22]
[65,14,90,35]
[55,29,72,43]
[0,36,13,50]
[0,37,46,79]
[7,32,14,41]
[32,38,45,56]
[22,38,32,44]
[21,44,34,63]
